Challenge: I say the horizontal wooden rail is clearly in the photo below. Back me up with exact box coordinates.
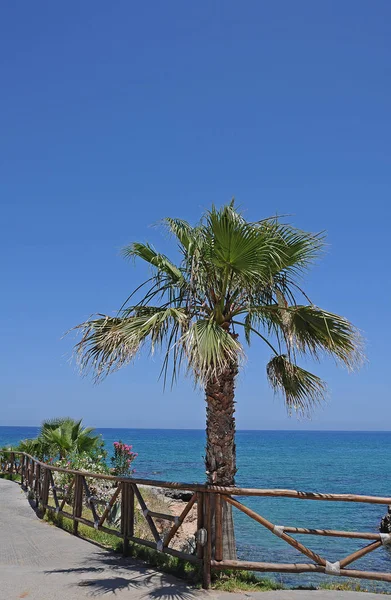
[145,510,178,523]
[210,561,391,583]
[129,535,201,564]
[4,451,391,504]
[222,488,391,504]
[281,526,383,540]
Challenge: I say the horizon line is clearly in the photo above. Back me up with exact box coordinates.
[1,425,391,433]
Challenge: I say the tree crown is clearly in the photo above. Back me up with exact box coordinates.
[74,202,363,415]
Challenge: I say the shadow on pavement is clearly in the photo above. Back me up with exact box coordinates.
[44,551,198,599]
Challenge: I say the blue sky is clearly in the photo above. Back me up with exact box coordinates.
[1,1,390,430]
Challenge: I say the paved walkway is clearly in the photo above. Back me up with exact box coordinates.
[0,478,389,600]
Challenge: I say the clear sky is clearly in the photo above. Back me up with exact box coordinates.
[1,2,390,430]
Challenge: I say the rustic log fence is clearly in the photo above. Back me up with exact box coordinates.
[1,451,391,588]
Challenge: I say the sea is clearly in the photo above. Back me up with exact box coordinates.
[1,426,391,590]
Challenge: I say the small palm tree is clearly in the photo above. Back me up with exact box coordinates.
[73,202,363,557]
[40,417,100,459]
[17,437,45,459]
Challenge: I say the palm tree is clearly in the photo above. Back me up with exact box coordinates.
[73,202,363,557]
[40,417,100,459]
[17,437,45,459]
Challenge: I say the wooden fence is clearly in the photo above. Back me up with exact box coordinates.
[1,451,391,588]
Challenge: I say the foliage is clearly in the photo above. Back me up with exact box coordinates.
[320,580,387,594]
[0,473,21,482]
[111,440,137,477]
[15,417,104,462]
[40,417,102,459]
[53,451,112,503]
[0,447,13,461]
[211,569,283,592]
[17,438,44,458]
[44,506,123,551]
[73,201,363,416]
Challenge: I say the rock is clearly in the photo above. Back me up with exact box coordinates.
[380,505,391,533]
[161,489,194,502]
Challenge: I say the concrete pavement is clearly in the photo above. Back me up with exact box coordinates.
[0,478,389,600]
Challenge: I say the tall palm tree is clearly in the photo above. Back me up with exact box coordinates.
[73,202,363,556]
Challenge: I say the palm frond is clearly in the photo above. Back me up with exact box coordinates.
[202,205,324,296]
[163,217,194,251]
[267,354,327,416]
[74,308,188,381]
[280,305,363,369]
[70,419,83,441]
[204,205,276,283]
[181,320,243,384]
[42,426,73,453]
[122,242,184,285]
[40,417,73,439]
[74,316,141,381]
[241,305,284,340]
[262,222,325,276]
[17,438,44,458]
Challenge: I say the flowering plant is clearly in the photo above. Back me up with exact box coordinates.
[53,451,113,504]
[111,441,137,477]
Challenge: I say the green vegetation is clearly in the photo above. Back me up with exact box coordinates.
[210,570,283,592]
[44,505,123,550]
[18,417,104,461]
[320,580,387,594]
[111,441,137,477]
[0,473,21,482]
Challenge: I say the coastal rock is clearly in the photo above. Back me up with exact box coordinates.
[161,489,194,502]
[380,506,391,533]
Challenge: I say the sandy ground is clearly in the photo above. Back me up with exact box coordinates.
[165,498,198,550]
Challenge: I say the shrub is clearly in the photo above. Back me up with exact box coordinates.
[111,441,137,477]
[53,451,113,504]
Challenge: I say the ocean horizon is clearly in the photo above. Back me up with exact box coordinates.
[2,426,391,589]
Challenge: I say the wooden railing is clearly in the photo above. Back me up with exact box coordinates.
[1,451,391,588]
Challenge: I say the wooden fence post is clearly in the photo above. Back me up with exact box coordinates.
[25,457,30,490]
[215,493,223,562]
[196,492,204,560]
[25,457,29,489]
[202,492,212,589]
[41,468,50,515]
[35,463,41,507]
[121,482,134,555]
[10,452,15,481]
[73,474,83,535]
[20,455,25,487]
[29,459,34,489]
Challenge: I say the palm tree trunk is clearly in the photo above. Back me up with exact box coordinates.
[205,360,238,560]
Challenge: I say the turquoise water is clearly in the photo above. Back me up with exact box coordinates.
[1,427,391,589]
